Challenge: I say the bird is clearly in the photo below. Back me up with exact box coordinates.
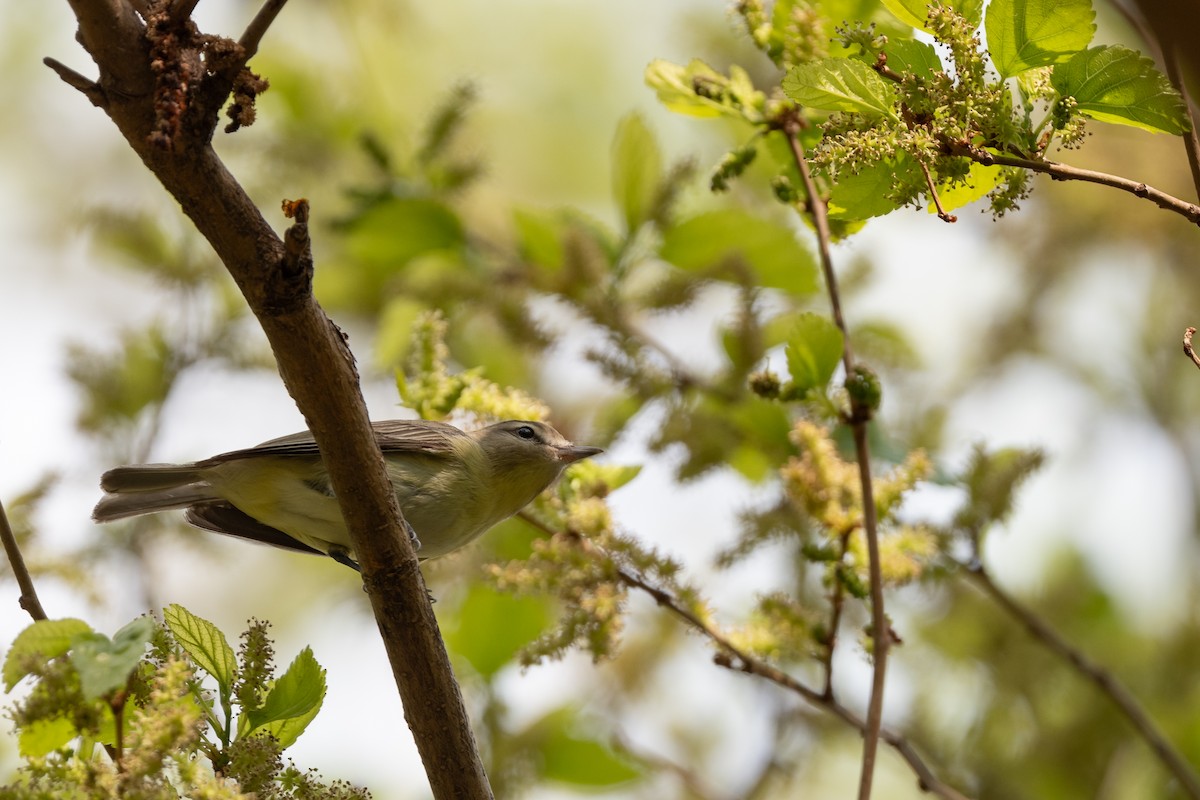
[92,419,603,571]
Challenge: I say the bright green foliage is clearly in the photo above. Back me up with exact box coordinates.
[659,210,818,295]
[644,59,769,122]
[70,616,155,700]
[985,0,1096,78]
[784,312,844,398]
[535,713,642,787]
[782,58,899,120]
[1051,45,1190,134]
[611,113,664,233]
[880,0,983,32]
[2,609,356,799]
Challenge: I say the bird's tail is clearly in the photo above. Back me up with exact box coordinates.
[93,464,216,522]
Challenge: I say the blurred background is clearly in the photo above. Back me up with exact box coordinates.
[2,1,1199,797]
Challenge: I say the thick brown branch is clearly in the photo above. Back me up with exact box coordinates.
[965,563,1200,799]
[0,498,47,622]
[55,4,491,797]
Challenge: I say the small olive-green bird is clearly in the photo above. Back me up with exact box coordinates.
[92,419,602,571]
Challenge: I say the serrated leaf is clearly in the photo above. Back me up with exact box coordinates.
[18,716,77,757]
[785,313,845,394]
[245,647,325,745]
[660,210,818,295]
[1051,45,1189,134]
[884,39,943,80]
[986,0,1095,78]
[611,113,663,233]
[70,617,155,700]
[782,59,898,119]
[880,0,983,32]
[4,618,92,691]
[827,156,919,221]
[163,604,237,697]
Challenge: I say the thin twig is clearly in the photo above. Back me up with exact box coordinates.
[780,114,889,800]
[945,142,1200,226]
[239,0,290,60]
[614,564,972,800]
[964,562,1200,800]
[43,57,107,108]
[917,159,957,223]
[1184,328,1200,371]
[0,497,48,622]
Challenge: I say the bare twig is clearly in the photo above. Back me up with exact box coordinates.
[779,114,889,800]
[964,562,1200,800]
[0,497,47,622]
[614,563,971,800]
[1184,328,1200,371]
[43,57,107,108]
[945,143,1200,227]
[917,159,957,223]
[238,0,289,60]
[168,0,200,25]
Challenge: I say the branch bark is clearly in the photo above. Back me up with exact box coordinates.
[0,497,47,623]
[964,562,1200,800]
[53,2,490,797]
[780,115,890,800]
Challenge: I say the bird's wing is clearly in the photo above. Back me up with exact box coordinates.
[185,503,325,555]
[204,419,467,463]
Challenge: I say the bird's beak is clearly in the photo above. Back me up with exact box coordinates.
[558,445,604,463]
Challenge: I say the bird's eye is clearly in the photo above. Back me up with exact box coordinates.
[516,425,536,440]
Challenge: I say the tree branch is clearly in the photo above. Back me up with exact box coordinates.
[1183,327,1200,371]
[0,497,48,623]
[53,4,491,797]
[945,142,1200,227]
[963,562,1200,800]
[780,114,890,800]
[238,0,289,61]
[615,564,971,800]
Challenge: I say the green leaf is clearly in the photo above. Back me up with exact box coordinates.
[827,156,919,221]
[880,0,983,32]
[884,39,944,80]
[645,59,764,120]
[70,617,156,700]
[245,647,325,747]
[611,113,663,233]
[443,584,552,679]
[1051,45,1189,134]
[18,716,78,757]
[536,713,642,787]
[513,209,566,272]
[660,210,818,295]
[4,618,92,691]
[163,604,237,697]
[785,313,845,394]
[986,0,1095,78]
[782,59,897,119]
[343,197,464,268]
[930,160,1003,213]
